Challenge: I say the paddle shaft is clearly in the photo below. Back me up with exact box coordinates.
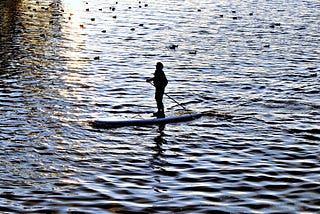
[148,82,189,111]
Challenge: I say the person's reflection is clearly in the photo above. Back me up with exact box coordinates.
[151,125,167,193]
[153,125,166,156]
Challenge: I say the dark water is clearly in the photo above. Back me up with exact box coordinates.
[1,0,319,213]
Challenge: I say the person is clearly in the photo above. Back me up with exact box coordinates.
[146,62,168,118]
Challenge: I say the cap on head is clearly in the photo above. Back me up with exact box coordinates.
[156,62,163,70]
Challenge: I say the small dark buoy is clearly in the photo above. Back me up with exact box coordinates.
[232,16,238,20]
[86,8,89,12]
[189,50,197,55]
[249,12,253,16]
[197,9,201,12]
[101,30,107,33]
[130,28,135,31]
[232,10,236,13]
[310,73,317,77]
[112,15,117,19]
[139,23,144,27]
[91,18,95,21]
[169,44,178,50]
[94,56,100,60]
[263,44,270,48]
[219,14,223,18]
[99,8,102,11]
[144,4,148,7]
[270,23,281,28]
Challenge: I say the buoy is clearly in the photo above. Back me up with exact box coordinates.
[169,44,178,50]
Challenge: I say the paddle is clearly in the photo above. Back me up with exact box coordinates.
[147,81,190,112]
[147,81,234,119]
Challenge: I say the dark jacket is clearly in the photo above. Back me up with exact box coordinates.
[151,69,168,89]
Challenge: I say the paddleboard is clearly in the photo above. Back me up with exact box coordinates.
[91,113,202,128]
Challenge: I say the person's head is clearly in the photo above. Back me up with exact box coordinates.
[156,62,163,71]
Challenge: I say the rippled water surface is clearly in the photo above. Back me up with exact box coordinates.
[1,0,319,213]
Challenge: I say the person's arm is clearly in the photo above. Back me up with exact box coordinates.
[146,77,154,82]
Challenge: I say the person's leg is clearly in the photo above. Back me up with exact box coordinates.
[155,89,165,118]
[156,100,164,115]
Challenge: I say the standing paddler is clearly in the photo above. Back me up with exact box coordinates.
[146,62,168,118]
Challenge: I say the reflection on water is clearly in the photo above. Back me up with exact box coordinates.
[1,0,319,213]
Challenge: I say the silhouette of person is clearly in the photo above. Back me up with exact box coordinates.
[146,62,168,118]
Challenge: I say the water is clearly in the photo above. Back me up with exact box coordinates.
[0,0,319,213]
